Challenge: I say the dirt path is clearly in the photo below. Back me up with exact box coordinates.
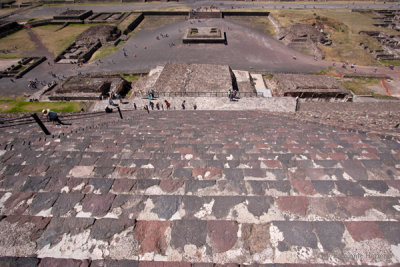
[25,27,53,59]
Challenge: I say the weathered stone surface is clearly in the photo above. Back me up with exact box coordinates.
[276,196,309,216]
[28,193,58,215]
[207,221,238,253]
[81,194,115,217]
[150,195,181,220]
[69,166,94,178]
[159,179,184,193]
[275,221,318,249]
[52,193,84,217]
[90,218,129,241]
[39,258,90,267]
[345,221,383,242]
[171,220,207,249]
[134,221,170,254]
[21,176,51,192]
[314,222,345,252]
[241,223,270,253]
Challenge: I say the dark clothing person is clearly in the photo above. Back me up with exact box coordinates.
[149,101,154,110]
[134,103,137,110]
[182,100,186,110]
[105,106,113,113]
[165,100,170,110]
[42,109,71,125]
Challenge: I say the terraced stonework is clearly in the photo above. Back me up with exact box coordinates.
[0,110,399,265]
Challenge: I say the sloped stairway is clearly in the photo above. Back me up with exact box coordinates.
[0,110,399,266]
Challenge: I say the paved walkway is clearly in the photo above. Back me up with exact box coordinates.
[0,110,399,265]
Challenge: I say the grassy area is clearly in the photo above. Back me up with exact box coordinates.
[89,45,120,62]
[0,97,86,113]
[121,73,141,82]
[341,77,382,96]
[229,16,275,36]
[136,16,185,32]
[31,24,94,57]
[118,13,141,32]
[269,9,398,66]
[379,60,400,67]
[0,29,36,59]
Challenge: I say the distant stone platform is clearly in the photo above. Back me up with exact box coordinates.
[183,27,225,44]
[133,63,257,97]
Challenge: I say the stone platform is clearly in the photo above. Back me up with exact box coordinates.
[0,110,399,265]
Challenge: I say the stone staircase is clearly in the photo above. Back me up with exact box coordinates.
[0,110,399,266]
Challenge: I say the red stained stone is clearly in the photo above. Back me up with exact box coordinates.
[81,194,115,217]
[329,153,347,160]
[134,221,170,254]
[112,179,136,193]
[345,221,383,242]
[174,147,193,155]
[207,221,238,253]
[254,143,269,149]
[290,179,316,195]
[337,197,372,217]
[276,196,309,216]
[114,166,136,178]
[263,160,282,169]
[20,165,49,176]
[159,179,184,193]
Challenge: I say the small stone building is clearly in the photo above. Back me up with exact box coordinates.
[269,73,351,100]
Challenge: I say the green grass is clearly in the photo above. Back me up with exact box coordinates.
[0,29,36,59]
[0,97,86,113]
[117,13,141,32]
[89,45,119,62]
[379,60,400,67]
[31,24,97,57]
[341,77,381,95]
[269,9,398,66]
[121,73,141,82]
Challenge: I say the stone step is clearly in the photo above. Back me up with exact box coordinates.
[0,216,398,264]
[1,191,399,221]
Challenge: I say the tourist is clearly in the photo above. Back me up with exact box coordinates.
[133,103,137,110]
[194,104,197,110]
[42,109,70,125]
[144,105,149,113]
[182,100,186,110]
[105,106,113,113]
[149,101,154,110]
[156,101,160,110]
[165,100,171,110]
[109,97,118,106]
[150,89,155,99]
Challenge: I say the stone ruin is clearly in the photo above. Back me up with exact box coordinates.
[182,27,226,43]
[55,25,121,64]
[0,21,22,38]
[189,7,222,19]
[47,74,130,101]
[268,73,351,100]
[372,10,400,31]
[359,31,400,61]
[53,10,93,21]
[131,63,257,97]
[279,23,332,59]
[0,57,46,79]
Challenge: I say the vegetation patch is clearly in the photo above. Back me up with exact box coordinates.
[341,77,385,97]
[0,97,86,113]
[89,45,119,62]
[31,24,95,57]
[270,9,398,66]
[121,73,141,82]
[136,16,185,32]
[0,29,36,59]
[229,16,275,36]
[118,13,141,32]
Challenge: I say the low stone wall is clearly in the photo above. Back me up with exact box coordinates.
[122,13,144,35]
[16,56,46,79]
